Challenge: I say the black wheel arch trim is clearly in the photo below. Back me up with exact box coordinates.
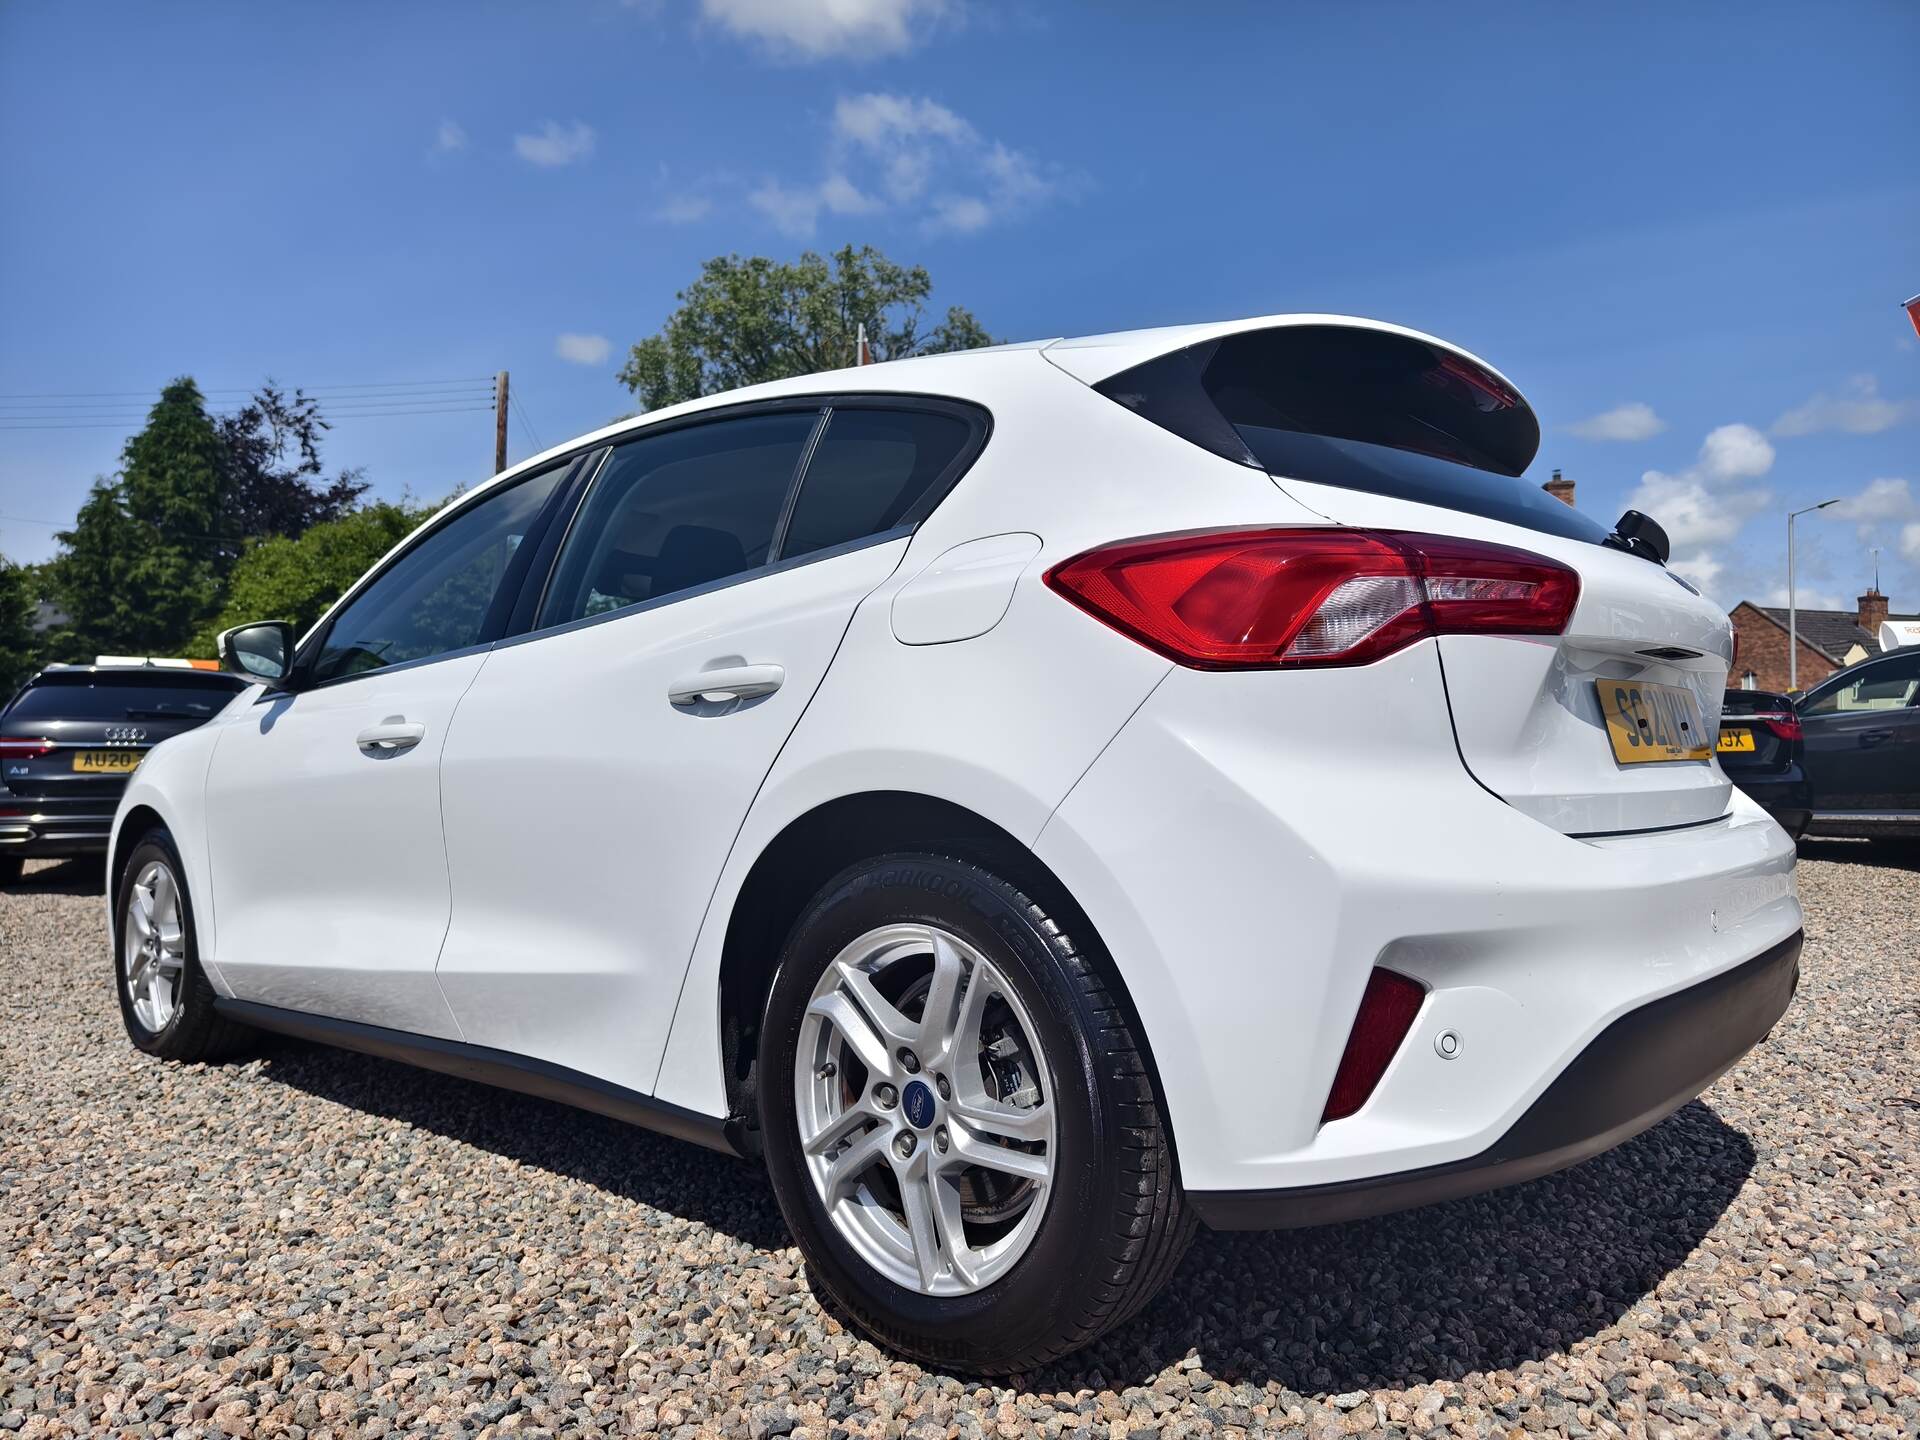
[1189,927,1803,1230]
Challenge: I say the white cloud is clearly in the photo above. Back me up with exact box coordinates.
[1698,423,1775,482]
[1903,522,1920,564]
[700,0,951,60]
[1772,374,1912,436]
[554,333,612,366]
[514,120,596,168]
[1625,422,1776,551]
[1568,402,1666,442]
[656,194,713,224]
[748,172,877,237]
[746,91,1063,238]
[432,119,467,154]
[1828,476,1912,524]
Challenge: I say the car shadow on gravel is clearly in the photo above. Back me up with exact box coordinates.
[1018,1099,1757,1396]
[256,1039,793,1252]
[262,1030,1756,1397]
[8,856,107,895]
[1798,836,1920,870]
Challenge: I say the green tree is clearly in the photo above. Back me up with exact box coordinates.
[117,378,226,649]
[44,478,147,657]
[191,499,428,653]
[0,557,38,697]
[618,244,995,411]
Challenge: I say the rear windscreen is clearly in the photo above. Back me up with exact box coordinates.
[1095,326,1613,547]
[6,674,245,721]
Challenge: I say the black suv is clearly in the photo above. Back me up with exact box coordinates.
[0,663,248,882]
[1718,686,1810,839]
[1797,647,1920,841]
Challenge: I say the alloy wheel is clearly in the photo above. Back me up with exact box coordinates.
[124,859,186,1033]
[793,923,1056,1296]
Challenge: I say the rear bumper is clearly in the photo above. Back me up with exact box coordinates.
[1034,644,1805,1196]
[0,802,115,857]
[1190,928,1801,1228]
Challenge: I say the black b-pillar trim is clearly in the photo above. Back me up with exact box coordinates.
[216,998,744,1157]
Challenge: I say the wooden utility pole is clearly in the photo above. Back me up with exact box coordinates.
[493,371,509,473]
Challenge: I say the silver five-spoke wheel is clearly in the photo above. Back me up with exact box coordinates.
[123,859,186,1033]
[794,923,1055,1296]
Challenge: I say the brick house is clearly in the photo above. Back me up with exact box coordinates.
[1729,588,1920,693]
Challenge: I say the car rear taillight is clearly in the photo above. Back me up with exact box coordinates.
[1747,711,1803,743]
[0,737,54,760]
[1044,529,1579,669]
[1323,969,1428,1122]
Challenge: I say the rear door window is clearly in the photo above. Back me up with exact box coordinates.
[780,407,975,559]
[539,411,819,626]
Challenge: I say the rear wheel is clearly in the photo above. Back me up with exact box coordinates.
[114,830,255,1061]
[758,853,1192,1373]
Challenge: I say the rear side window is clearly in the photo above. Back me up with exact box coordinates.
[1095,325,1612,547]
[540,411,818,625]
[781,407,974,559]
[7,674,246,720]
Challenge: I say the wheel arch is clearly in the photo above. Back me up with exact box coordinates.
[107,803,169,925]
[712,789,1177,1175]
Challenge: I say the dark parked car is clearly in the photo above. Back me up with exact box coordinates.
[1719,686,1810,838]
[0,662,248,882]
[1796,647,1920,842]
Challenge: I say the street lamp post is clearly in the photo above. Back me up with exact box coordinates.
[1787,498,1841,691]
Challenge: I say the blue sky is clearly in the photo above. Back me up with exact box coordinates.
[3,1,1916,614]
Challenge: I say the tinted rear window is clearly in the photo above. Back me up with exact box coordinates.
[7,674,246,721]
[1095,325,1612,547]
[781,407,975,559]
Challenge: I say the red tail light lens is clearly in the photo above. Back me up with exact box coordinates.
[1323,969,1428,1123]
[0,737,54,760]
[1045,528,1579,669]
[1750,711,1803,742]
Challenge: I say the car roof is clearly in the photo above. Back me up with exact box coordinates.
[481,312,1532,498]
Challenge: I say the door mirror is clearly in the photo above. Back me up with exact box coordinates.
[218,621,296,684]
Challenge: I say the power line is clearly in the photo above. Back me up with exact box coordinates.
[0,377,495,400]
[508,388,545,452]
[0,405,496,430]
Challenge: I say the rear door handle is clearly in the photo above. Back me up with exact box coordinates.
[668,664,785,706]
[356,718,427,752]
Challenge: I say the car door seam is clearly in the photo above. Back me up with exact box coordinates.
[646,538,919,1098]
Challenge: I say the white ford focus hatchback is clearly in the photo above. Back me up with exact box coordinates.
[111,316,1803,1371]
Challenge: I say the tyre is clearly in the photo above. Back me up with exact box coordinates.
[758,852,1193,1373]
[113,829,255,1061]
[0,855,21,886]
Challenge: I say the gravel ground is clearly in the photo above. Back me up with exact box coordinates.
[3,845,1917,1439]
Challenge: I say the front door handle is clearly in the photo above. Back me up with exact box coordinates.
[668,664,785,707]
[356,717,427,752]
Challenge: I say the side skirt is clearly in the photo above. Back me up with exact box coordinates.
[216,998,744,1158]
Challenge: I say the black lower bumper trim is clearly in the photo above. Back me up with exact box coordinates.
[216,998,744,1158]
[1189,928,1803,1230]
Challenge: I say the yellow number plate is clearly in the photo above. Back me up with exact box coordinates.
[72,750,141,774]
[1597,680,1712,764]
[1716,730,1756,753]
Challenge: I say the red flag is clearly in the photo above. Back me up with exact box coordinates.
[1907,294,1920,341]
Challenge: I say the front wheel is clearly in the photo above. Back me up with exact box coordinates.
[758,853,1192,1373]
[114,829,255,1061]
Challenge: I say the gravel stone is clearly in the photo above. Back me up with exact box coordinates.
[3,842,1917,1437]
